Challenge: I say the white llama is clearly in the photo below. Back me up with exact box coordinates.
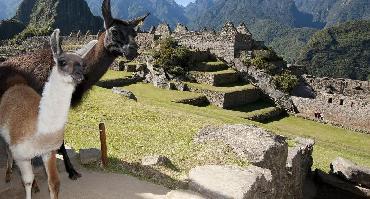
[0,29,84,199]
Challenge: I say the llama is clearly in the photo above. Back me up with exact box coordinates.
[0,29,84,199]
[0,0,149,180]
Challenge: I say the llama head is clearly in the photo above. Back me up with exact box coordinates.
[50,29,84,84]
[102,0,149,60]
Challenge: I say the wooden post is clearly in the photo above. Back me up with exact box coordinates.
[99,123,108,167]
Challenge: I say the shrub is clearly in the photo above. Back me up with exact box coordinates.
[274,72,299,93]
[153,37,192,76]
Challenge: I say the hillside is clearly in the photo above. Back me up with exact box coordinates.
[0,0,103,40]
[298,20,370,80]
[187,0,319,30]
[295,0,370,26]
[85,0,188,29]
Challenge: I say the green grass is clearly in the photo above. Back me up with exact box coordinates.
[209,69,237,75]
[65,70,370,188]
[99,70,133,81]
[187,82,256,92]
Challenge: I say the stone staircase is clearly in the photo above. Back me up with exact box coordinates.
[186,62,282,121]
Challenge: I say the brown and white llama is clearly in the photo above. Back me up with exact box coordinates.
[0,0,149,180]
[0,29,84,199]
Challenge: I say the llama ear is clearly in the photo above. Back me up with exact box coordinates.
[129,13,150,27]
[102,0,113,29]
[50,29,63,57]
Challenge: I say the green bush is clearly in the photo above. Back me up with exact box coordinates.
[274,72,299,93]
[153,37,192,76]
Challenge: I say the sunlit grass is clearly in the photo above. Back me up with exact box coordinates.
[64,70,370,188]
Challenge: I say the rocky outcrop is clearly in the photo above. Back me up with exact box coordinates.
[188,165,273,199]
[330,157,370,188]
[233,58,296,113]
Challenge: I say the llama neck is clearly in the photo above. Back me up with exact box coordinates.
[37,67,75,135]
[72,32,116,106]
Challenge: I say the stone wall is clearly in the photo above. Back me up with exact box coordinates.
[292,93,370,132]
[304,75,370,99]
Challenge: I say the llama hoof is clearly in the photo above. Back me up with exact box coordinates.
[32,180,40,193]
[5,172,11,183]
[68,171,82,180]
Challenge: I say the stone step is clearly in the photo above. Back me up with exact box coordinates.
[189,69,240,86]
[188,83,261,108]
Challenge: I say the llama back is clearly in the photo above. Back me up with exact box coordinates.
[0,85,40,145]
[0,47,54,98]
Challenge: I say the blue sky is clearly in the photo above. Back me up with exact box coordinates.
[175,0,196,6]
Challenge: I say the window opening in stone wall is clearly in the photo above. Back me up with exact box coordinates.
[340,99,344,105]
[328,98,333,103]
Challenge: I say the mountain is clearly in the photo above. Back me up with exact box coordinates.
[186,0,322,30]
[0,0,103,40]
[85,0,188,29]
[295,0,370,26]
[298,20,370,80]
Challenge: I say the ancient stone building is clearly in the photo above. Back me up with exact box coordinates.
[292,75,370,132]
[136,22,254,63]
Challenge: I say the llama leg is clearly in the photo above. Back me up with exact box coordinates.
[32,179,40,193]
[42,151,60,199]
[16,159,34,199]
[58,143,81,180]
[5,146,13,183]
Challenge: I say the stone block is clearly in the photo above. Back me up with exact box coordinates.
[188,165,272,199]
[141,155,171,166]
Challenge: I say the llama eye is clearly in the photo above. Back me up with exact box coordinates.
[58,60,66,66]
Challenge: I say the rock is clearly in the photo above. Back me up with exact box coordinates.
[167,81,189,91]
[285,137,315,199]
[316,169,370,198]
[112,87,137,101]
[330,157,370,188]
[166,189,205,199]
[196,125,288,172]
[146,57,169,89]
[79,148,101,165]
[195,124,288,198]
[141,155,171,166]
[188,165,273,199]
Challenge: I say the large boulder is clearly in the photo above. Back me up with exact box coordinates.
[330,157,370,188]
[196,125,288,173]
[196,124,288,197]
[188,165,273,199]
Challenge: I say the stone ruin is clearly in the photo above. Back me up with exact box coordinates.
[136,22,255,63]
[292,75,370,132]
